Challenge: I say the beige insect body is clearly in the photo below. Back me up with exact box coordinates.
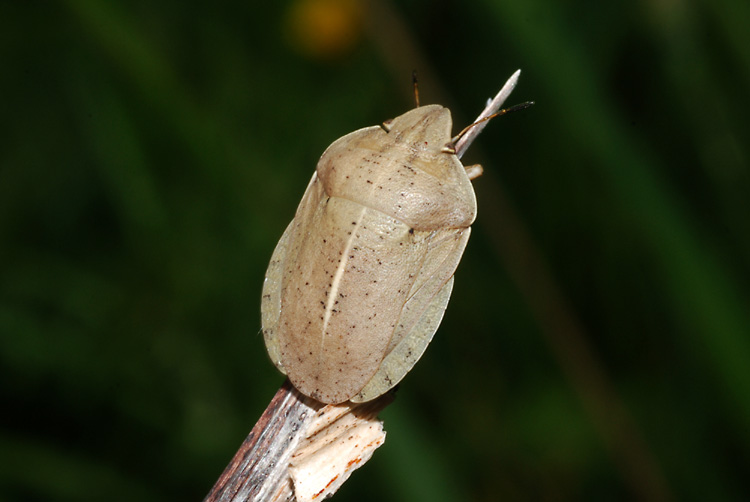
[262,104,479,404]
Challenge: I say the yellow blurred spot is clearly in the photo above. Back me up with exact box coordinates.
[285,0,363,60]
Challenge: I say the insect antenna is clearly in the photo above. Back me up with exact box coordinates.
[412,70,420,108]
[449,101,534,146]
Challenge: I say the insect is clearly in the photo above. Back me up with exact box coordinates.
[262,80,530,404]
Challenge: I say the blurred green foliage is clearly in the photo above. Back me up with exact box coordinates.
[1,0,749,500]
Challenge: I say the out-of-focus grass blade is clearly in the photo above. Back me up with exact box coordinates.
[483,0,750,439]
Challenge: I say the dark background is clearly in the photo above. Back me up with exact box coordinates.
[2,0,749,500]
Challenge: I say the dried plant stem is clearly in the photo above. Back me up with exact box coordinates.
[204,379,393,502]
[454,70,521,158]
[204,380,317,502]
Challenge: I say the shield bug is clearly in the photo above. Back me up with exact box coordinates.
[262,75,530,404]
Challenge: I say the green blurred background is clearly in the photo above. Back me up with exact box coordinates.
[2,0,749,500]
